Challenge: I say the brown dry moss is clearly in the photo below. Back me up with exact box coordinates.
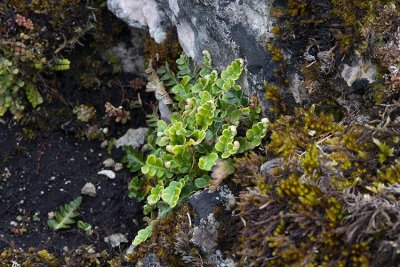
[126,204,197,266]
[144,29,182,71]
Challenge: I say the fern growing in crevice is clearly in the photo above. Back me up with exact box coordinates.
[125,52,268,245]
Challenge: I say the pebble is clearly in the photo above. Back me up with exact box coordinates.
[114,163,123,171]
[81,182,97,197]
[103,158,116,168]
[98,170,116,179]
[100,140,108,149]
[104,233,128,248]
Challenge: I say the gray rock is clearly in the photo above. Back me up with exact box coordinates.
[114,162,123,171]
[191,213,218,253]
[103,158,116,168]
[81,182,97,197]
[189,185,234,225]
[108,28,146,74]
[115,127,149,148]
[260,157,282,177]
[341,60,376,87]
[208,250,237,267]
[107,0,167,43]
[108,0,277,113]
[104,233,129,247]
[138,253,161,267]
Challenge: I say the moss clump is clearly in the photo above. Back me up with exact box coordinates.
[0,247,58,267]
[266,43,284,62]
[144,29,182,70]
[237,96,400,265]
[126,205,198,266]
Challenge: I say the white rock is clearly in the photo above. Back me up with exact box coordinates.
[107,0,167,43]
[98,170,116,179]
[115,127,148,148]
[103,158,116,168]
[81,183,97,197]
[341,60,376,87]
[114,163,123,171]
[104,233,128,247]
[100,140,108,149]
[48,211,55,219]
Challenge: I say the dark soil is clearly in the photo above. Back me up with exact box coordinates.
[0,30,155,259]
[0,120,141,257]
[0,2,158,263]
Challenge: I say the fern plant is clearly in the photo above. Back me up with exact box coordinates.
[47,196,82,230]
[0,56,43,120]
[126,52,268,245]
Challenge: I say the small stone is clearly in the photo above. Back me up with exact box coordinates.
[103,158,116,168]
[104,233,128,247]
[48,212,55,219]
[115,127,149,148]
[81,183,97,197]
[260,158,283,177]
[100,140,108,149]
[308,130,317,137]
[98,170,116,179]
[114,163,123,171]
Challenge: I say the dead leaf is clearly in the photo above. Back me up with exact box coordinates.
[209,159,235,192]
[145,62,173,105]
[129,77,146,90]
[10,227,28,236]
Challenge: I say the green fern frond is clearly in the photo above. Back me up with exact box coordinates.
[47,196,82,230]
[25,83,43,108]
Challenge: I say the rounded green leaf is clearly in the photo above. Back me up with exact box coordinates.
[198,152,218,171]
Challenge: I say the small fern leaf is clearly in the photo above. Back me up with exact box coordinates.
[161,179,184,208]
[47,196,82,230]
[133,223,153,246]
[123,147,144,172]
[25,83,43,108]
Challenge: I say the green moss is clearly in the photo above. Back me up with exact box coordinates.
[266,43,284,62]
[238,102,400,265]
[0,247,58,267]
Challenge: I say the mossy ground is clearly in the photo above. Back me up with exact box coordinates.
[236,0,400,266]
